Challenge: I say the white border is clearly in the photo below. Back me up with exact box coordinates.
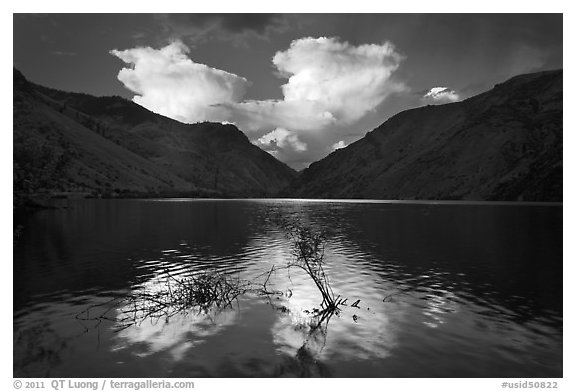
[3,2,572,390]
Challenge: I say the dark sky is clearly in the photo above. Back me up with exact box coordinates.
[13,14,563,169]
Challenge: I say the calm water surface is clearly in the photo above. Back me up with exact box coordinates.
[13,199,562,377]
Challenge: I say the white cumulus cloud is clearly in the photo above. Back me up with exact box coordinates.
[274,37,404,123]
[254,128,308,164]
[110,40,249,123]
[332,140,347,150]
[256,128,307,152]
[221,37,405,132]
[422,87,460,104]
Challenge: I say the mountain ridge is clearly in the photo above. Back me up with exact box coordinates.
[14,68,562,203]
[284,69,562,201]
[13,68,296,203]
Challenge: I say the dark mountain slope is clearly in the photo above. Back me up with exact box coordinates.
[14,69,194,202]
[14,69,296,200]
[285,70,562,201]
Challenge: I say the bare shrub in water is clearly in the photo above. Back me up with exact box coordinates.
[285,224,347,313]
[77,221,354,331]
[76,269,253,331]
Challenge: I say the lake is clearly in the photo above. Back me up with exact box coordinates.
[13,199,562,377]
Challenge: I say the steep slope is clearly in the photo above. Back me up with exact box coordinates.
[286,70,562,202]
[14,69,195,202]
[14,69,296,200]
[32,81,295,197]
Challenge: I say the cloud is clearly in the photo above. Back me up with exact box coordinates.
[255,127,307,156]
[332,140,347,150]
[110,40,249,123]
[215,99,336,132]
[422,87,460,104]
[220,37,405,132]
[275,37,404,122]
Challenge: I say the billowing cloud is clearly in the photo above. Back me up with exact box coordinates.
[110,41,249,123]
[215,99,336,132]
[275,37,404,123]
[220,37,405,132]
[255,128,307,162]
[422,87,460,104]
[332,140,347,150]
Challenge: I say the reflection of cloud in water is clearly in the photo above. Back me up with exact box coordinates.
[245,234,406,363]
[113,310,237,360]
[111,279,238,361]
[270,286,403,362]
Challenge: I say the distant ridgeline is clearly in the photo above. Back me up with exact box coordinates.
[13,68,562,204]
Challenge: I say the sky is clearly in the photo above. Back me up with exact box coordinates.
[13,13,563,170]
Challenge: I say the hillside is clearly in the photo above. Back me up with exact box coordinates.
[285,70,562,201]
[13,69,296,203]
